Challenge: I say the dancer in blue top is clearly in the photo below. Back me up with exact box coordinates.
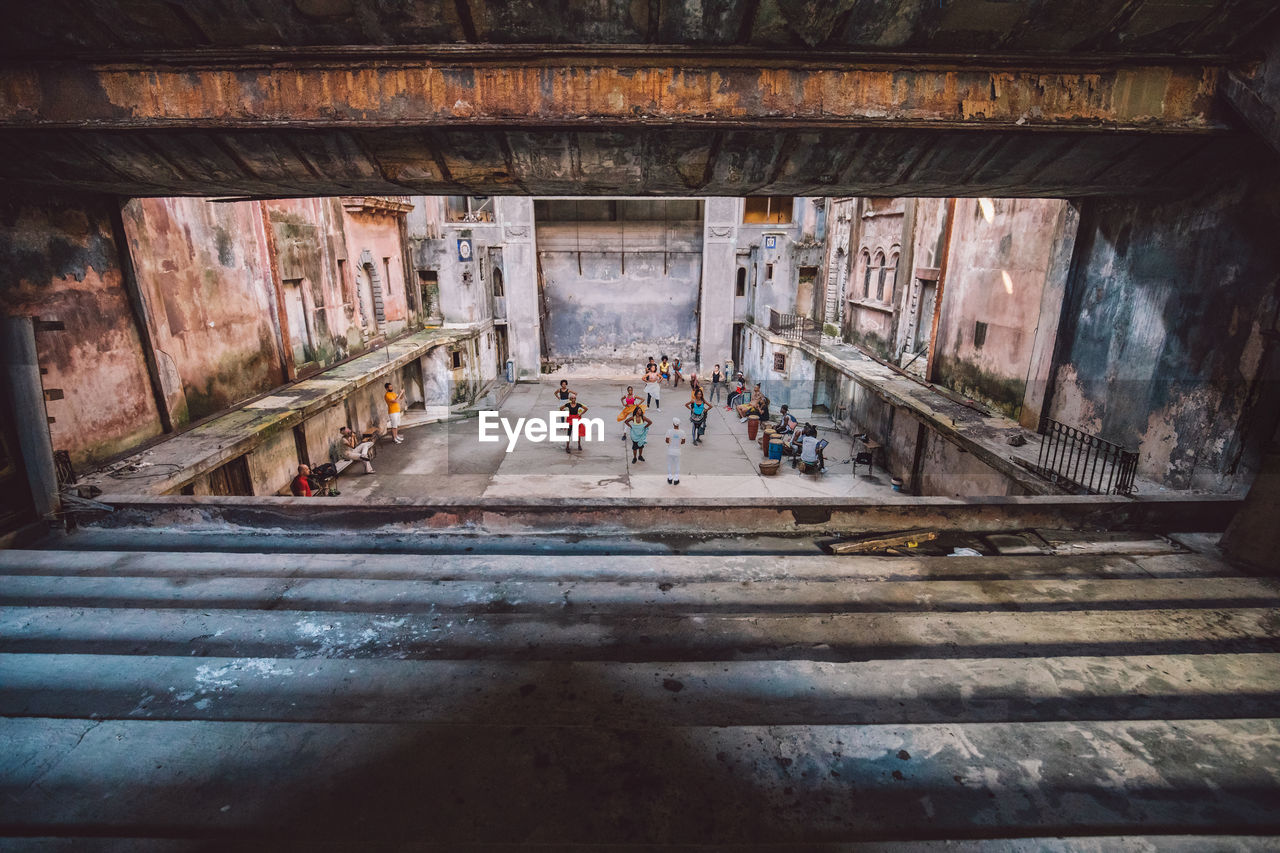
[685,387,709,446]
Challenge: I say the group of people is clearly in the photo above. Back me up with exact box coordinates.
[290,381,408,495]
[551,360,718,485]
[770,404,826,470]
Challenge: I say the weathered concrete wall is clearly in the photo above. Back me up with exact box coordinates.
[1051,176,1280,491]
[933,198,1071,420]
[122,197,284,426]
[247,427,298,497]
[740,327,815,413]
[538,215,701,367]
[0,192,163,469]
[916,430,1031,498]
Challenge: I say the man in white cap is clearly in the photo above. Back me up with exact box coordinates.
[664,417,685,485]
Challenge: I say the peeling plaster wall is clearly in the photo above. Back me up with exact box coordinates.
[121,197,284,426]
[933,198,1071,420]
[1051,177,1280,491]
[0,192,163,469]
[263,197,364,368]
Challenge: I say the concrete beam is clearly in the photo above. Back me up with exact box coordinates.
[0,53,1230,133]
[75,493,1243,538]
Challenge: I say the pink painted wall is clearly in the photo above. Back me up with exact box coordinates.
[122,197,285,425]
[341,203,413,338]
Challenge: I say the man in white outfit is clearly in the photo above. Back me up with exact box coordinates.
[665,417,685,485]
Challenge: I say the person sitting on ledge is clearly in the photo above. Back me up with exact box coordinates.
[340,426,375,474]
[290,464,313,497]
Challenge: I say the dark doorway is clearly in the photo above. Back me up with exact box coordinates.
[418,270,442,325]
[732,323,744,370]
[206,455,252,496]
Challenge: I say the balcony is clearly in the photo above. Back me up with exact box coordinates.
[768,308,820,345]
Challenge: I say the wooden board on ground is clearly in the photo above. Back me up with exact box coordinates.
[831,529,940,554]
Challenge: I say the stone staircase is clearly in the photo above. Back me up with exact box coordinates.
[1,543,1279,850]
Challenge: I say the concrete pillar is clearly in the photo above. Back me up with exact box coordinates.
[1,316,58,518]
[496,198,542,380]
[1221,445,1280,574]
[699,198,738,376]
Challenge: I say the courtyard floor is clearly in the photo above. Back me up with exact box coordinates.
[337,378,897,500]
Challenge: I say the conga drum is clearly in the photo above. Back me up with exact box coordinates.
[746,415,760,440]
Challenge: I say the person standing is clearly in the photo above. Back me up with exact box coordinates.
[628,408,653,464]
[560,392,588,454]
[618,385,641,441]
[672,356,684,388]
[685,388,709,446]
[383,382,405,444]
[643,364,662,410]
[710,364,723,404]
[553,379,574,403]
[665,417,685,485]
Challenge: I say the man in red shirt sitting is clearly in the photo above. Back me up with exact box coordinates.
[290,464,313,497]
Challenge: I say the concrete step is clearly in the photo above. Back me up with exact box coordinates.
[3,605,1276,661]
[2,653,1276,726]
[0,549,1248,583]
[2,574,1278,614]
[2,716,1278,844]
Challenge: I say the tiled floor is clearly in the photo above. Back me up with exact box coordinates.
[338,378,898,500]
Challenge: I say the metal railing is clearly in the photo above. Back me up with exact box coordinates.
[1032,417,1138,495]
[768,308,820,345]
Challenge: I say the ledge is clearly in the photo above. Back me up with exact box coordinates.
[75,493,1244,537]
[81,327,479,499]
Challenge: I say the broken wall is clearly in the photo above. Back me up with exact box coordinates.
[1051,175,1280,491]
[0,191,163,469]
[121,197,284,426]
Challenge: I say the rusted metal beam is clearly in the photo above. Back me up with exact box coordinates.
[0,56,1230,133]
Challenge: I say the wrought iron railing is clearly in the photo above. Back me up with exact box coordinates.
[1033,417,1138,495]
[768,308,820,345]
